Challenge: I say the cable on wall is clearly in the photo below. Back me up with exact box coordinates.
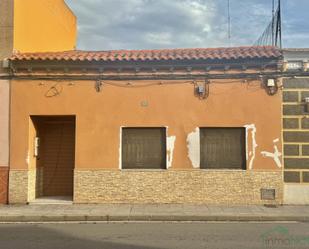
[38,76,280,102]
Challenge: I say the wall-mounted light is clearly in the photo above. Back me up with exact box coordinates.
[266,79,275,87]
[194,80,209,100]
[264,78,278,96]
[196,85,205,95]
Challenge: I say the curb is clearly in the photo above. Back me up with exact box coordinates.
[1,215,309,222]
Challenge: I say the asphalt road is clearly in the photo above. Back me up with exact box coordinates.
[1,222,309,249]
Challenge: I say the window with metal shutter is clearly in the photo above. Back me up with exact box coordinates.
[200,128,246,170]
[122,128,166,169]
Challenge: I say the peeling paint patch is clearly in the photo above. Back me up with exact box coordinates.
[119,126,123,169]
[166,136,176,169]
[244,124,258,170]
[187,128,200,169]
[273,138,279,143]
[261,139,282,168]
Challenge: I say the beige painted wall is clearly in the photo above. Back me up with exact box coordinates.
[10,79,283,171]
[0,80,9,167]
[284,184,309,205]
[0,0,14,59]
[0,0,13,203]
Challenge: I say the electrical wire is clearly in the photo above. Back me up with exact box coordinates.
[254,0,282,48]
[44,82,63,97]
[96,78,257,88]
[37,76,280,101]
[102,80,194,88]
[227,0,231,46]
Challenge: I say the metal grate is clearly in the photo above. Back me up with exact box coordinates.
[261,188,276,200]
[200,128,246,170]
[122,128,166,169]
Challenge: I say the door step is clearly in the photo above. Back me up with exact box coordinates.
[30,196,73,205]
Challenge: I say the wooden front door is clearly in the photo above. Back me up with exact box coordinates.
[39,117,75,197]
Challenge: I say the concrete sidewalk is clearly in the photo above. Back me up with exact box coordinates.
[0,204,308,222]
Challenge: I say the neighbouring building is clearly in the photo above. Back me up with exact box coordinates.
[0,0,76,204]
[283,49,309,204]
[7,46,284,205]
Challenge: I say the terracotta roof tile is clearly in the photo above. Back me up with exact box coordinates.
[10,46,282,62]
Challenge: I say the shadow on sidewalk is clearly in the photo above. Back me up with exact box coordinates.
[0,225,163,249]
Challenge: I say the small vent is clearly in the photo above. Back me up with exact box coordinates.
[261,188,276,200]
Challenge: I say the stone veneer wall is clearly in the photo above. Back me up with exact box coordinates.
[74,170,283,205]
[0,168,8,204]
[9,170,29,203]
[9,169,44,203]
[8,169,283,204]
[283,78,309,183]
[28,169,37,202]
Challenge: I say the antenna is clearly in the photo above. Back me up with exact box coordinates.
[276,0,282,48]
[272,0,275,45]
[227,0,231,46]
[254,0,282,48]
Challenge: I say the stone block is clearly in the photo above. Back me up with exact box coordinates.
[285,158,309,169]
[283,91,298,102]
[283,118,299,129]
[284,132,309,142]
[284,145,299,156]
[284,171,300,183]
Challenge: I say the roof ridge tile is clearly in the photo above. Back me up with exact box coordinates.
[9,46,282,62]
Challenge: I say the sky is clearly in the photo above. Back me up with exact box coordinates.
[65,0,309,50]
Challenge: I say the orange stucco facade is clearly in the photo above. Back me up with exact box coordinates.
[0,0,76,203]
[13,0,76,52]
[1,0,286,205]
[10,79,282,171]
[3,0,285,204]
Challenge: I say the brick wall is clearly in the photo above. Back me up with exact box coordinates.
[0,168,8,204]
[283,78,309,183]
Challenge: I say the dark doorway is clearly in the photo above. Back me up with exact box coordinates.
[32,116,75,197]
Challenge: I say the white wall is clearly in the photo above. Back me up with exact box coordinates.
[284,184,309,205]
